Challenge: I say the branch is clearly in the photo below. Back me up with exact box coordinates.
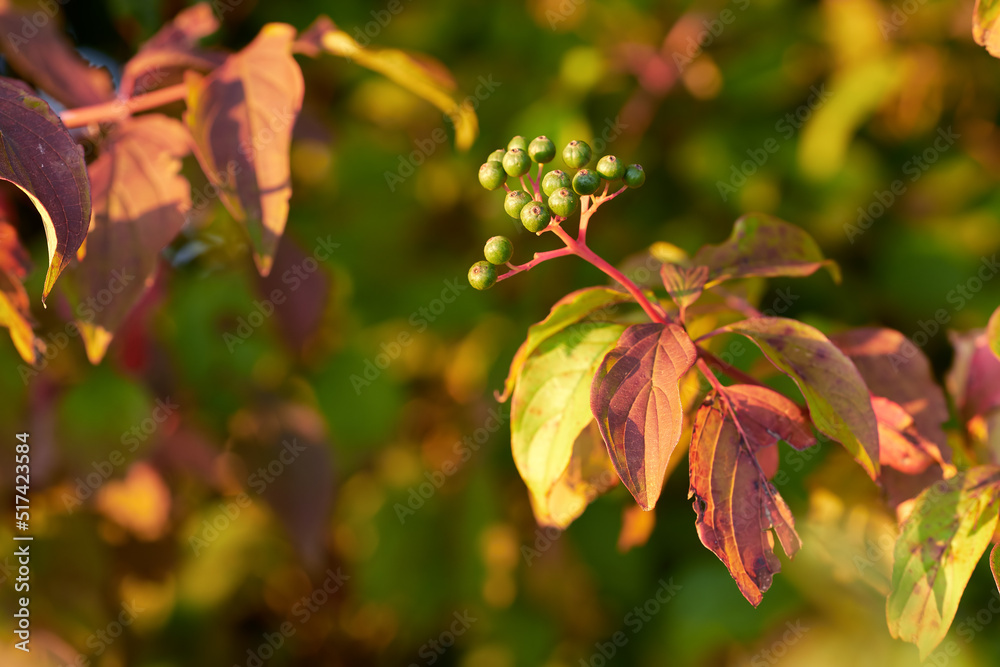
[60,83,189,129]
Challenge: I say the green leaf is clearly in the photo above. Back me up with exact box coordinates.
[693,213,840,287]
[511,321,626,518]
[974,0,1000,58]
[720,317,880,479]
[0,77,91,302]
[498,286,630,401]
[888,466,1000,659]
[988,306,1000,361]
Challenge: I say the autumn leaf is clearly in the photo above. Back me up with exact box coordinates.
[617,503,657,553]
[992,543,1000,594]
[0,266,42,364]
[720,317,880,479]
[947,329,1000,422]
[974,0,1000,58]
[498,286,631,401]
[989,306,1000,360]
[689,391,802,606]
[121,2,226,97]
[693,213,840,287]
[69,114,191,364]
[887,466,1000,659]
[530,421,619,529]
[590,322,697,510]
[512,320,626,519]
[0,216,30,279]
[296,16,478,151]
[0,1,113,108]
[660,263,707,320]
[0,77,91,301]
[870,396,944,475]
[184,23,304,276]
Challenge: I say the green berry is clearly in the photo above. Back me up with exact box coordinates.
[572,169,601,195]
[487,149,506,163]
[502,147,531,177]
[520,202,552,233]
[468,261,497,290]
[484,236,514,265]
[562,140,592,168]
[542,169,572,196]
[528,136,556,163]
[548,188,579,218]
[596,155,626,180]
[479,161,506,191]
[623,164,646,188]
[504,190,533,219]
[507,136,528,152]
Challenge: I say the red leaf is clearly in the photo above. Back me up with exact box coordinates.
[590,322,697,510]
[726,384,816,451]
[947,330,1000,421]
[0,77,91,301]
[69,114,191,363]
[0,6,113,108]
[184,24,304,276]
[660,263,707,320]
[871,396,942,475]
[689,392,802,606]
[120,3,225,97]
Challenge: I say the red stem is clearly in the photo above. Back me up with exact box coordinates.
[60,83,189,128]
[497,246,573,282]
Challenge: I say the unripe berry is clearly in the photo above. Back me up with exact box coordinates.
[542,169,571,196]
[623,164,646,188]
[502,147,531,177]
[548,188,579,218]
[528,136,556,163]
[487,149,505,163]
[520,202,552,233]
[468,261,497,290]
[596,155,626,180]
[479,161,506,191]
[484,236,514,264]
[562,140,592,168]
[572,169,601,195]
[504,190,533,219]
[507,136,528,152]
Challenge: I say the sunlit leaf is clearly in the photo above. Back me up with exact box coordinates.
[720,317,879,479]
[0,267,41,364]
[0,4,113,107]
[689,391,802,607]
[70,114,191,364]
[296,16,478,150]
[887,466,1000,659]
[513,321,626,516]
[974,0,1000,58]
[121,2,225,97]
[184,23,304,276]
[591,321,697,510]
[498,286,631,401]
[991,543,1000,595]
[0,77,91,301]
[692,213,840,287]
[660,263,707,320]
[871,396,943,475]
[617,503,656,553]
[989,306,1000,360]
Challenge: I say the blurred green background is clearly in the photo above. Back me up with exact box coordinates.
[2,0,1000,665]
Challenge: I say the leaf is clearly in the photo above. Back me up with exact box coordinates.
[692,213,841,287]
[0,266,41,364]
[0,4,113,108]
[725,384,816,451]
[617,503,657,553]
[0,215,30,279]
[498,286,631,401]
[590,321,698,510]
[947,330,1000,421]
[512,321,626,515]
[871,396,943,475]
[70,114,191,364]
[529,421,619,529]
[0,77,91,301]
[184,24,304,276]
[296,16,478,150]
[121,2,226,97]
[720,317,880,479]
[887,466,1000,659]
[689,392,802,606]
[989,306,1000,361]
[974,0,1000,58]
[992,543,1000,595]
[660,263,708,320]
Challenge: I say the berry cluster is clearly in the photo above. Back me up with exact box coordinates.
[469,135,645,290]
